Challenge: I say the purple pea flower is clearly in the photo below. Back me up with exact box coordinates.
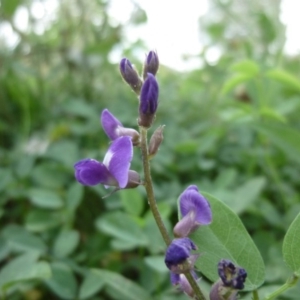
[119,58,143,94]
[165,238,199,274]
[170,271,198,299]
[101,109,140,146]
[173,185,212,238]
[74,136,134,188]
[143,50,159,79]
[209,259,247,300]
[138,73,159,128]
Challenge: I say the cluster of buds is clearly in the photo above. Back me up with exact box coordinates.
[73,51,161,190]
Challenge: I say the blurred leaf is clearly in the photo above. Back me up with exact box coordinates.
[14,155,35,178]
[2,225,46,254]
[79,270,105,299]
[0,168,14,192]
[0,252,51,292]
[283,212,300,275]
[53,230,80,258]
[66,183,84,212]
[25,210,62,232]
[144,256,167,273]
[259,107,286,123]
[90,269,152,300]
[1,0,21,17]
[174,140,198,154]
[266,69,300,92]
[28,188,64,209]
[253,122,300,164]
[45,262,77,300]
[120,189,144,216]
[191,193,265,291]
[230,60,260,76]
[221,74,252,95]
[95,211,148,248]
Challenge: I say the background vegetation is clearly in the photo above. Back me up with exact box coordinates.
[1,0,300,299]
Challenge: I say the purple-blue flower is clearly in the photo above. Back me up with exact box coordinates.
[74,136,133,188]
[101,109,140,145]
[165,238,198,274]
[173,185,212,237]
[138,73,159,128]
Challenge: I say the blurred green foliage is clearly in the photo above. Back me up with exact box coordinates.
[1,0,300,299]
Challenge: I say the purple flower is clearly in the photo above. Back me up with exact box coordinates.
[170,271,198,299]
[165,238,198,274]
[143,50,159,79]
[119,58,142,94]
[138,73,159,127]
[173,185,212,237]
[101,109,140,145]
[210,260,247,300]
[74,136,133,188]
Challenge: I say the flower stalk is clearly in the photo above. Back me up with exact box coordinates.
[139,126,207,300]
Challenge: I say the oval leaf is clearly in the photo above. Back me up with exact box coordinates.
[190,193,265,291]
[283,212,300,275]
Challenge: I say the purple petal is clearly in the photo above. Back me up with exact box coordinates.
[101,109,123,140]
[103,136,133,188]
[170,272,180,285]
[180,185,212,225]
[74,159,116,186]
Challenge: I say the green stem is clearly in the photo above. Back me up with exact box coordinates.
[139,126,206,300]
[263,274,299,300]
[253,289,260,300]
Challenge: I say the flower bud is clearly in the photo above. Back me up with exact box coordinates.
[138,73,159,128]
[125,170,142,189]
[116,127,140,146]
[165,238,198,274]
[143,50,159,79]
[148,125,164,158]
[171,272,198,299]
[119,58,143,94]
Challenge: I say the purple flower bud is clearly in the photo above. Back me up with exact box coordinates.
[119,58,143,94]
[218,259,247,290]
[165,238,198,274]
[138,73,159,128]
[143,50,159,79]
[170,271,198,299]
[101,109,140,145]
[148,125,164,158]
[174,185,212,237]
[74,136,133,188]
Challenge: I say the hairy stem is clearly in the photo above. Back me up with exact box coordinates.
[263,273,299,300]
[139,126,207,300]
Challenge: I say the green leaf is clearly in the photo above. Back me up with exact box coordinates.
[95,211,148,248]
[120,189,144,216]
[221,74,252,95]
[191,193,265,291]
[0,252,51,291]
[66,183,83,212]
[90,269,151,300]
[266,69,300,92]
[144,256,167,273]
[53,230,80,258]
[230,60,260,77]
[252,122,300,164]
[45,262,77,300]
[28,188,64,209]
[2,225,47,254]
[79,270,105,299]
[25,210,62,232]
[283,212,300,275]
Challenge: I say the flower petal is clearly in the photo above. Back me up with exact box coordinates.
[103,136,133,188]
[74,158,116,186]
[101,109,123,140]
[180,185,212,225]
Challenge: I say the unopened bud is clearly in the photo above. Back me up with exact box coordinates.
[116,126,140,146]
[148,125,164,158]
[120,58,143,94]
[138,73,159,128]
[143,50,159,79]
[125,170,142,189]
